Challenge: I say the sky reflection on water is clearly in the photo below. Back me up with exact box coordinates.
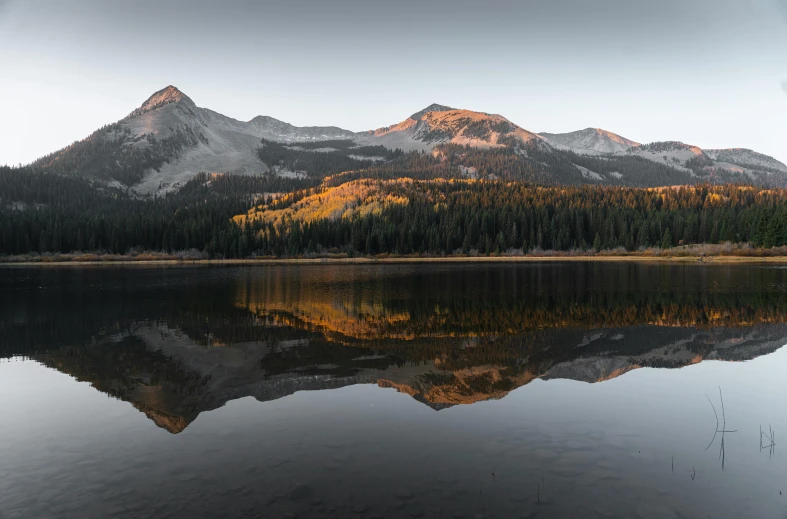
[1,263,787,518]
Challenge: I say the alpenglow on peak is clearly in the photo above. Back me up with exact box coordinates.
[410,103,455,120]
[130,85,194,118]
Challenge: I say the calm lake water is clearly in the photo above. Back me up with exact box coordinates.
[2,262,787,519]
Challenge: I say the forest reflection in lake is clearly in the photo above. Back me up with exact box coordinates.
[2,262,787,518]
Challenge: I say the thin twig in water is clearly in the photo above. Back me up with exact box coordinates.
[706,387,737,465]
[706,394,719,424]
[719,386,726,430]
[761,426,776,444]
[761,424,776,458]
[719,436,725,470]
[705,394,719,451]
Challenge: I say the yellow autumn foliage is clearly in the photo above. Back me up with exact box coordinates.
[233,179,410,230]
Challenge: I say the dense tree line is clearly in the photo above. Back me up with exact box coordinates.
[349,142,585,184]
[257,139,403,180]
[4,162,787,258]
[342,141,767,188]
[242,180,787,256]
[0,167,311,257]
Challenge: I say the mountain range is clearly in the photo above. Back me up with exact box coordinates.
[26,321,787,434]
[8,260,787,433]
[29,86,787,194]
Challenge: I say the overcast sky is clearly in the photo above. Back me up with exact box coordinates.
[1,0,786,165]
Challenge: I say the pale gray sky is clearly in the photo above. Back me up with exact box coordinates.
[1,0,786,165]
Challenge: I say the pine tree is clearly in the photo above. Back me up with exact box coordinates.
[661,228,673,249]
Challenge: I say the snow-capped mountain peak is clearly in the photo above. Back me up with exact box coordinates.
[365,106,541,151]
[410,103,455,120]
[538,127,640,155]
[29,85,787,195]
[129,85,194,118]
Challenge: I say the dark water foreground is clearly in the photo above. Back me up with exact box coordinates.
[1,263,786,519]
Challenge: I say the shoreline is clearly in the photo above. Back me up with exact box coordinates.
[4,255,787,267]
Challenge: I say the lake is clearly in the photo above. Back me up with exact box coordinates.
[1,262,786,518]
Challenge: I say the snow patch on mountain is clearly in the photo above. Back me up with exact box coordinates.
[284,146,340,153]
[122,88,358,194]
[704,148,787,173]
[458,165,479,179]
[247,115,357,143]
[622,141,705,171]
[31,85,787,193]
[574,164,603,181]
[348,154,386,162]
[539,128,640,155]
[271,167,307,179]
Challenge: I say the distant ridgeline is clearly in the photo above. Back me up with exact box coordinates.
[5,85,787,257]
[17,85,787,195]
[4,158,787,256]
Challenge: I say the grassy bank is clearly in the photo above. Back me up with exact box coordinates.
[4,243,787,266]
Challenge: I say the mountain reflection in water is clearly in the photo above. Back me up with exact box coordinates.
[3,263,787,434]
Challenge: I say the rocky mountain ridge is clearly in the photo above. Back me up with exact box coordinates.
[30,322,787,433]
[538,127,640,155]
[27,85,787,193]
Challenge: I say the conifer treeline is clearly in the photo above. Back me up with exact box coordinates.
[257,139,403,180]
[0,167,312,256]
[243,181,787,256]
[322,142,764,187]
[3,165,787,258]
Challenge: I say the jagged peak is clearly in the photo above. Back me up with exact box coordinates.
[145,85,189,106]
[128,85,194,118]
[410,103,455,120]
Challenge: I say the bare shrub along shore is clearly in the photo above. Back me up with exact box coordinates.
[4,242,787,265]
